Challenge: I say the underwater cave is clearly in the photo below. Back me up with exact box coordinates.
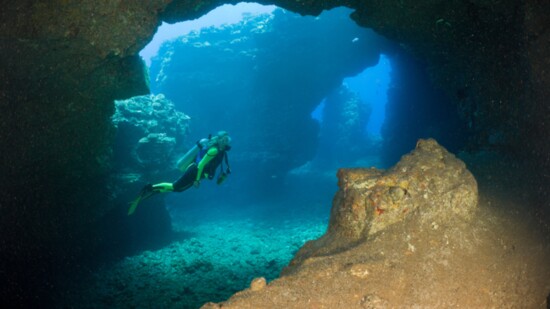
[1,1,549,308]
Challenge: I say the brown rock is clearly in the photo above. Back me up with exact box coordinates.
[250,277,267,291]
[289,138,478,265]
[200,302,221,309]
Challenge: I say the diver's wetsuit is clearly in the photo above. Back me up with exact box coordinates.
[173,146,226,192]
[172,164,198,192]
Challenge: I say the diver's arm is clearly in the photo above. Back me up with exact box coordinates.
[195,147,219,182]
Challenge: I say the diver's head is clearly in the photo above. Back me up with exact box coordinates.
[216,131,231,151]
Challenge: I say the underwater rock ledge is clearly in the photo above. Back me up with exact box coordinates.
[202,139,547,308]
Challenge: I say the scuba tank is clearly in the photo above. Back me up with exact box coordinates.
[176,138,209,172]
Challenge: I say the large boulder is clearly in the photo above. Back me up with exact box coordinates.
[291,138,477,261]
[203,140,549,308]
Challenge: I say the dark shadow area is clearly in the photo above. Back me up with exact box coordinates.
[380,50,468,167]
[90,198,196,267]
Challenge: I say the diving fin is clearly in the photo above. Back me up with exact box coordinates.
[127,196,141,216]
[127,184,154,216]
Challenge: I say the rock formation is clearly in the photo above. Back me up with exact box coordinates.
[315,84,374,168]
[202,140,548,308]
[291,139,477,262]
[112,94,190,177]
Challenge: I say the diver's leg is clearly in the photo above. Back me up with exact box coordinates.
[127,183,174,215]
[173,164,199,192]
[151,183,174,193]
[141,183,172,199]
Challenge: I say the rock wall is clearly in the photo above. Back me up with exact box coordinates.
[523,0,550,209]
[0,2,169,305]
[350,0,549,169]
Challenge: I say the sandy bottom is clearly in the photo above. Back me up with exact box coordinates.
[60,212,327,309]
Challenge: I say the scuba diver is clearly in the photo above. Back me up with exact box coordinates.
[128,131,232,215]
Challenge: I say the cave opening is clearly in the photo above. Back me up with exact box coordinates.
[3,1,550,308]
[139,3,277,67]
[97,3,468,308]
[119,3,404,221]
[133,3,402,209]
[343,54,391,137]
[310,54,391,136]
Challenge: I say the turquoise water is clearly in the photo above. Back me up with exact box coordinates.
[63,203,328,308]
[64,4,467,309]
[344,54,392,136]
[62,152,380,308]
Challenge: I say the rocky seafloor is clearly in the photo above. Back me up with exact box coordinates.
[58,214,326,309]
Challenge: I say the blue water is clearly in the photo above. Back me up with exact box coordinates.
[139,3,276,67]
[311,54,391,137]
[344,55,392,136]
[64,4,394,309]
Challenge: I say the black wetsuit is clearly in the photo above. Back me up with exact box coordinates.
[173,147,227,192]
